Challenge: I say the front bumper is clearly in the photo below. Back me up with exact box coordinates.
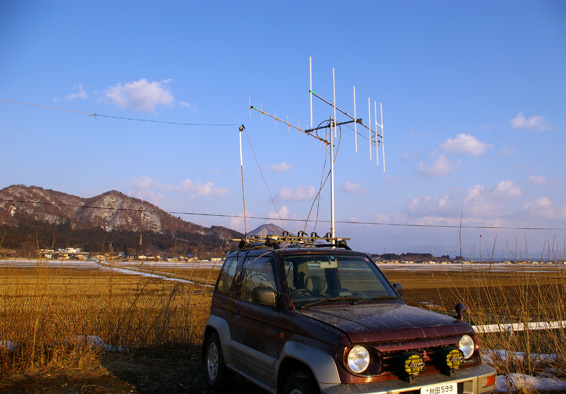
[321,364,496,394]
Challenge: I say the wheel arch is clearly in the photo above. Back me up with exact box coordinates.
[276,340,341,393]
[202,315,232,364]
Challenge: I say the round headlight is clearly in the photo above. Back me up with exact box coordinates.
[459,335,475,359]
[347,345,370,373]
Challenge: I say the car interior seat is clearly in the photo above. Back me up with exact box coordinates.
[305,276,327,295]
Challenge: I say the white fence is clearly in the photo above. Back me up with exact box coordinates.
[473,321,566,334]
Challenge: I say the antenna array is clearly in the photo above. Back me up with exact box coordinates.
[247,57,387,242]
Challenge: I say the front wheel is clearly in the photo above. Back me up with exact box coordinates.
[283,371,319,394]
[204,332,228,389]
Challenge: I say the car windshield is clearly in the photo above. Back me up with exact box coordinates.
[282,253,398,308]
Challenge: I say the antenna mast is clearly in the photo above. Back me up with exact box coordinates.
[239,125,247,236]
[249,57,386,244]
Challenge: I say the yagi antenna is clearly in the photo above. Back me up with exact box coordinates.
[249,57,387,241]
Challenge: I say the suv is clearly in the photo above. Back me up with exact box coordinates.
[203,234,496,394]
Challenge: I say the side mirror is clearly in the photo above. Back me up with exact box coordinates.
[252,286,276,307]
[455,303,467,320]
[393,283,403,298]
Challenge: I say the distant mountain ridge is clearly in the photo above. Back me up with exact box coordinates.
[0,185,201,233]
[0,185,245,255]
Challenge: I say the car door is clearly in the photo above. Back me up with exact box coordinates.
[229,254,281,387]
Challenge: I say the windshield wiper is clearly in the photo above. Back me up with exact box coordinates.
[352,295,398,305]
[299,296,363,309]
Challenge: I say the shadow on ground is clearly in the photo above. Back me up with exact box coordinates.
[0,346,265,394]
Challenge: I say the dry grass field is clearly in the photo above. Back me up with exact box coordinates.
[0,261,564,393]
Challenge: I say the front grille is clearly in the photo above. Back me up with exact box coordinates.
[362,343,476,380]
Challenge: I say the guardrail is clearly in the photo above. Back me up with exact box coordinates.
[473,321,566,334]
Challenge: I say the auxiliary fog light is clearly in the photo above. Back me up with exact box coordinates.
[347,346,370,374]
[401,352,425,379]
[459,335,475,359]
[443,347,464,370]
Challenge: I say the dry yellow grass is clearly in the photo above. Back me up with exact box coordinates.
[2,260,565,393]
[0,263,214,375]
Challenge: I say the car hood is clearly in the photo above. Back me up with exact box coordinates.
[299,302,472,343]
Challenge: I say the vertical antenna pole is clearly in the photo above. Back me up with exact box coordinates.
[381,102,386,173]
[374,101,379,166]
[353,86,358,153]
[310,57,313,128]
[239,125,248,236]
[330,68,337,240]
[333,68,337,138]
[368,98,372,160]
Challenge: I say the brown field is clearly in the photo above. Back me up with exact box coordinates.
[0,262,565,393]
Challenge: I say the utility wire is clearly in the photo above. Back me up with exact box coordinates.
[0,99,240,127]
[1,198,565,232]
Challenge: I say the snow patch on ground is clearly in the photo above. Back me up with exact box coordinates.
[496,373,566,392]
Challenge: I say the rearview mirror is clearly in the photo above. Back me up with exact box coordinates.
[393,283,403,298]
[252,286,276,307]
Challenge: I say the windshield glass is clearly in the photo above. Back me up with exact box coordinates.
[282,254,398,307]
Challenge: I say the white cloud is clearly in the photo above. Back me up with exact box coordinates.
[178,101,193,109]
[419,154,455,177]
[520,197,565,220]
[268,205,291,220]
[406,181,523,222]
[266,162,292,173]
[439,133,491,155]
[229,210,249,232]
[180,179,227,197]
[66,84,88,101]
[510,111,553,131]
[105,79,175,112]
[492,180,522,198]
[526,175,549,186]
[276,186,316,201]
[128,176,226,200]
[341,181,366,195]
[127,176,166,205]
[402,150,421,161]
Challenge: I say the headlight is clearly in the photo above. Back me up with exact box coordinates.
[459,335,475,359]
[347,345,370,373]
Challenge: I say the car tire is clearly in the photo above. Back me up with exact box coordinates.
[283,371,319,394]
[204,332,228,389]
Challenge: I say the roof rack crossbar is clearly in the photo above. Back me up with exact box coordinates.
[232,234,350,251]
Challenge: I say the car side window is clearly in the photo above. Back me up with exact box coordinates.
[240,256,277,304]
[216,256,238,295]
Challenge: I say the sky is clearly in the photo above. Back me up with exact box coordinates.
[1,1,565,259]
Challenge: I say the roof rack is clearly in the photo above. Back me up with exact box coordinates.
[232,231,351,251]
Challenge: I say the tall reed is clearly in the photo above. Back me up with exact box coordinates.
[0,259,216,375]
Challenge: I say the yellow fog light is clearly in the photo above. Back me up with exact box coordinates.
[401,353,425,377]
[444,347,464,370]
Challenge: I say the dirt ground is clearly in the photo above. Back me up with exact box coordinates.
[0,346,265,394]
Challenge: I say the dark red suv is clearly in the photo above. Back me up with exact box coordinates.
[203,235,496,394]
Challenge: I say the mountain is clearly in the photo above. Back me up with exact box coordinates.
[0,185,243,256]
[246,223,286,237]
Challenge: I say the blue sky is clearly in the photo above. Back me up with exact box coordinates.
[1,1,565,259]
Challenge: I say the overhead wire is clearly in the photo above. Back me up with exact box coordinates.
[1,197,565,231]
[0,99,240,127]
[242,128,286,231]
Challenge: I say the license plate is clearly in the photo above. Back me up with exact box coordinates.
[421,382,457,394]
